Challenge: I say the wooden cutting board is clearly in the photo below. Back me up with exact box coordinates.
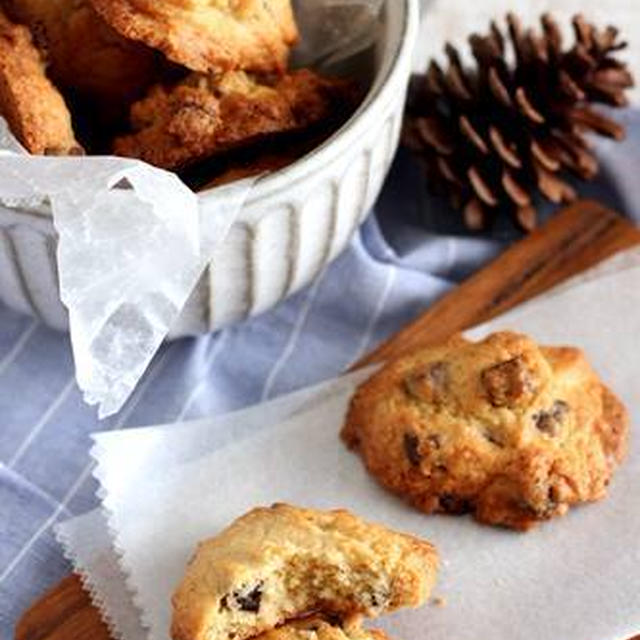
[15,200,640,640]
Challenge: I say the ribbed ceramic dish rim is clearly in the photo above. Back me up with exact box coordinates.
[230,0,417,224]
[1,0,416,231]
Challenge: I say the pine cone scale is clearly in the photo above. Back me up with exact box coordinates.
[502,170,530,207]
[419,117,455,153]
[436,156,462,185]
[489,127,521,168]
[569,107,625,140]
[531,140,560,172]
[515,205,537,231]
[536,164,576,203]
[488,68,512,106]
[460,116,489,153]
[515,87,545,123]
[541,13,563,54]
[558,70,585,101]
[468,166,499,206]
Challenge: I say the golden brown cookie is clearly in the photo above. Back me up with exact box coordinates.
[342,331,629,531]
[255,616,391,640]
[0,7,80,154]
[114,69,356,170]
[89,0,298,74]
[171,503,437,640]
[2,0,161,118]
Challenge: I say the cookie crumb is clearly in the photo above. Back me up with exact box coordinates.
[432,595,447,607]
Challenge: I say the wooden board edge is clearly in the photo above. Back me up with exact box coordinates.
[355,199,640,368]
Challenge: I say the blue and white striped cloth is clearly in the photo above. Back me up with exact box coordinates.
[2,112,640,637]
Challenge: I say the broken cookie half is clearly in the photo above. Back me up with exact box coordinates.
[171,503,438,640]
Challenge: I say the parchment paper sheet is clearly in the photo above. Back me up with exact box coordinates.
[56,368,377,640]
[61,262,640,640]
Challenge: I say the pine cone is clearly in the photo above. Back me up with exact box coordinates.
[403,13,634,231]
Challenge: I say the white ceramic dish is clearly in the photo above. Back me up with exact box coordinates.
[0,0,419,337]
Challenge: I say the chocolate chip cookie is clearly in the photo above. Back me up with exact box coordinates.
[342,331,628,530]
[0,7,80,154]
[171,503,438,640]
[89,0,298,74]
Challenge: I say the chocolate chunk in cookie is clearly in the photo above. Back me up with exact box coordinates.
[404,361,450,403]
[221,583,263,613]
[403,433,422,466]
[534,400,569,436]
[481,356,537,407]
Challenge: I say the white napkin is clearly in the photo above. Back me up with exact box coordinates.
[58,256,640,640]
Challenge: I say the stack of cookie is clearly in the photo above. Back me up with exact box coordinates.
[171,504,439,640]
[0,0,359,186]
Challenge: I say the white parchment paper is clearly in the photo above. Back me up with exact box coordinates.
[55,367,376,640]
[56,509,146,640]
[0,122,254,417]
[56,368,376,640]
[78,264,640,640]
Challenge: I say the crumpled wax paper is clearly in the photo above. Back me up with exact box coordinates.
[0,121,254,417]
[0,0,384,418]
